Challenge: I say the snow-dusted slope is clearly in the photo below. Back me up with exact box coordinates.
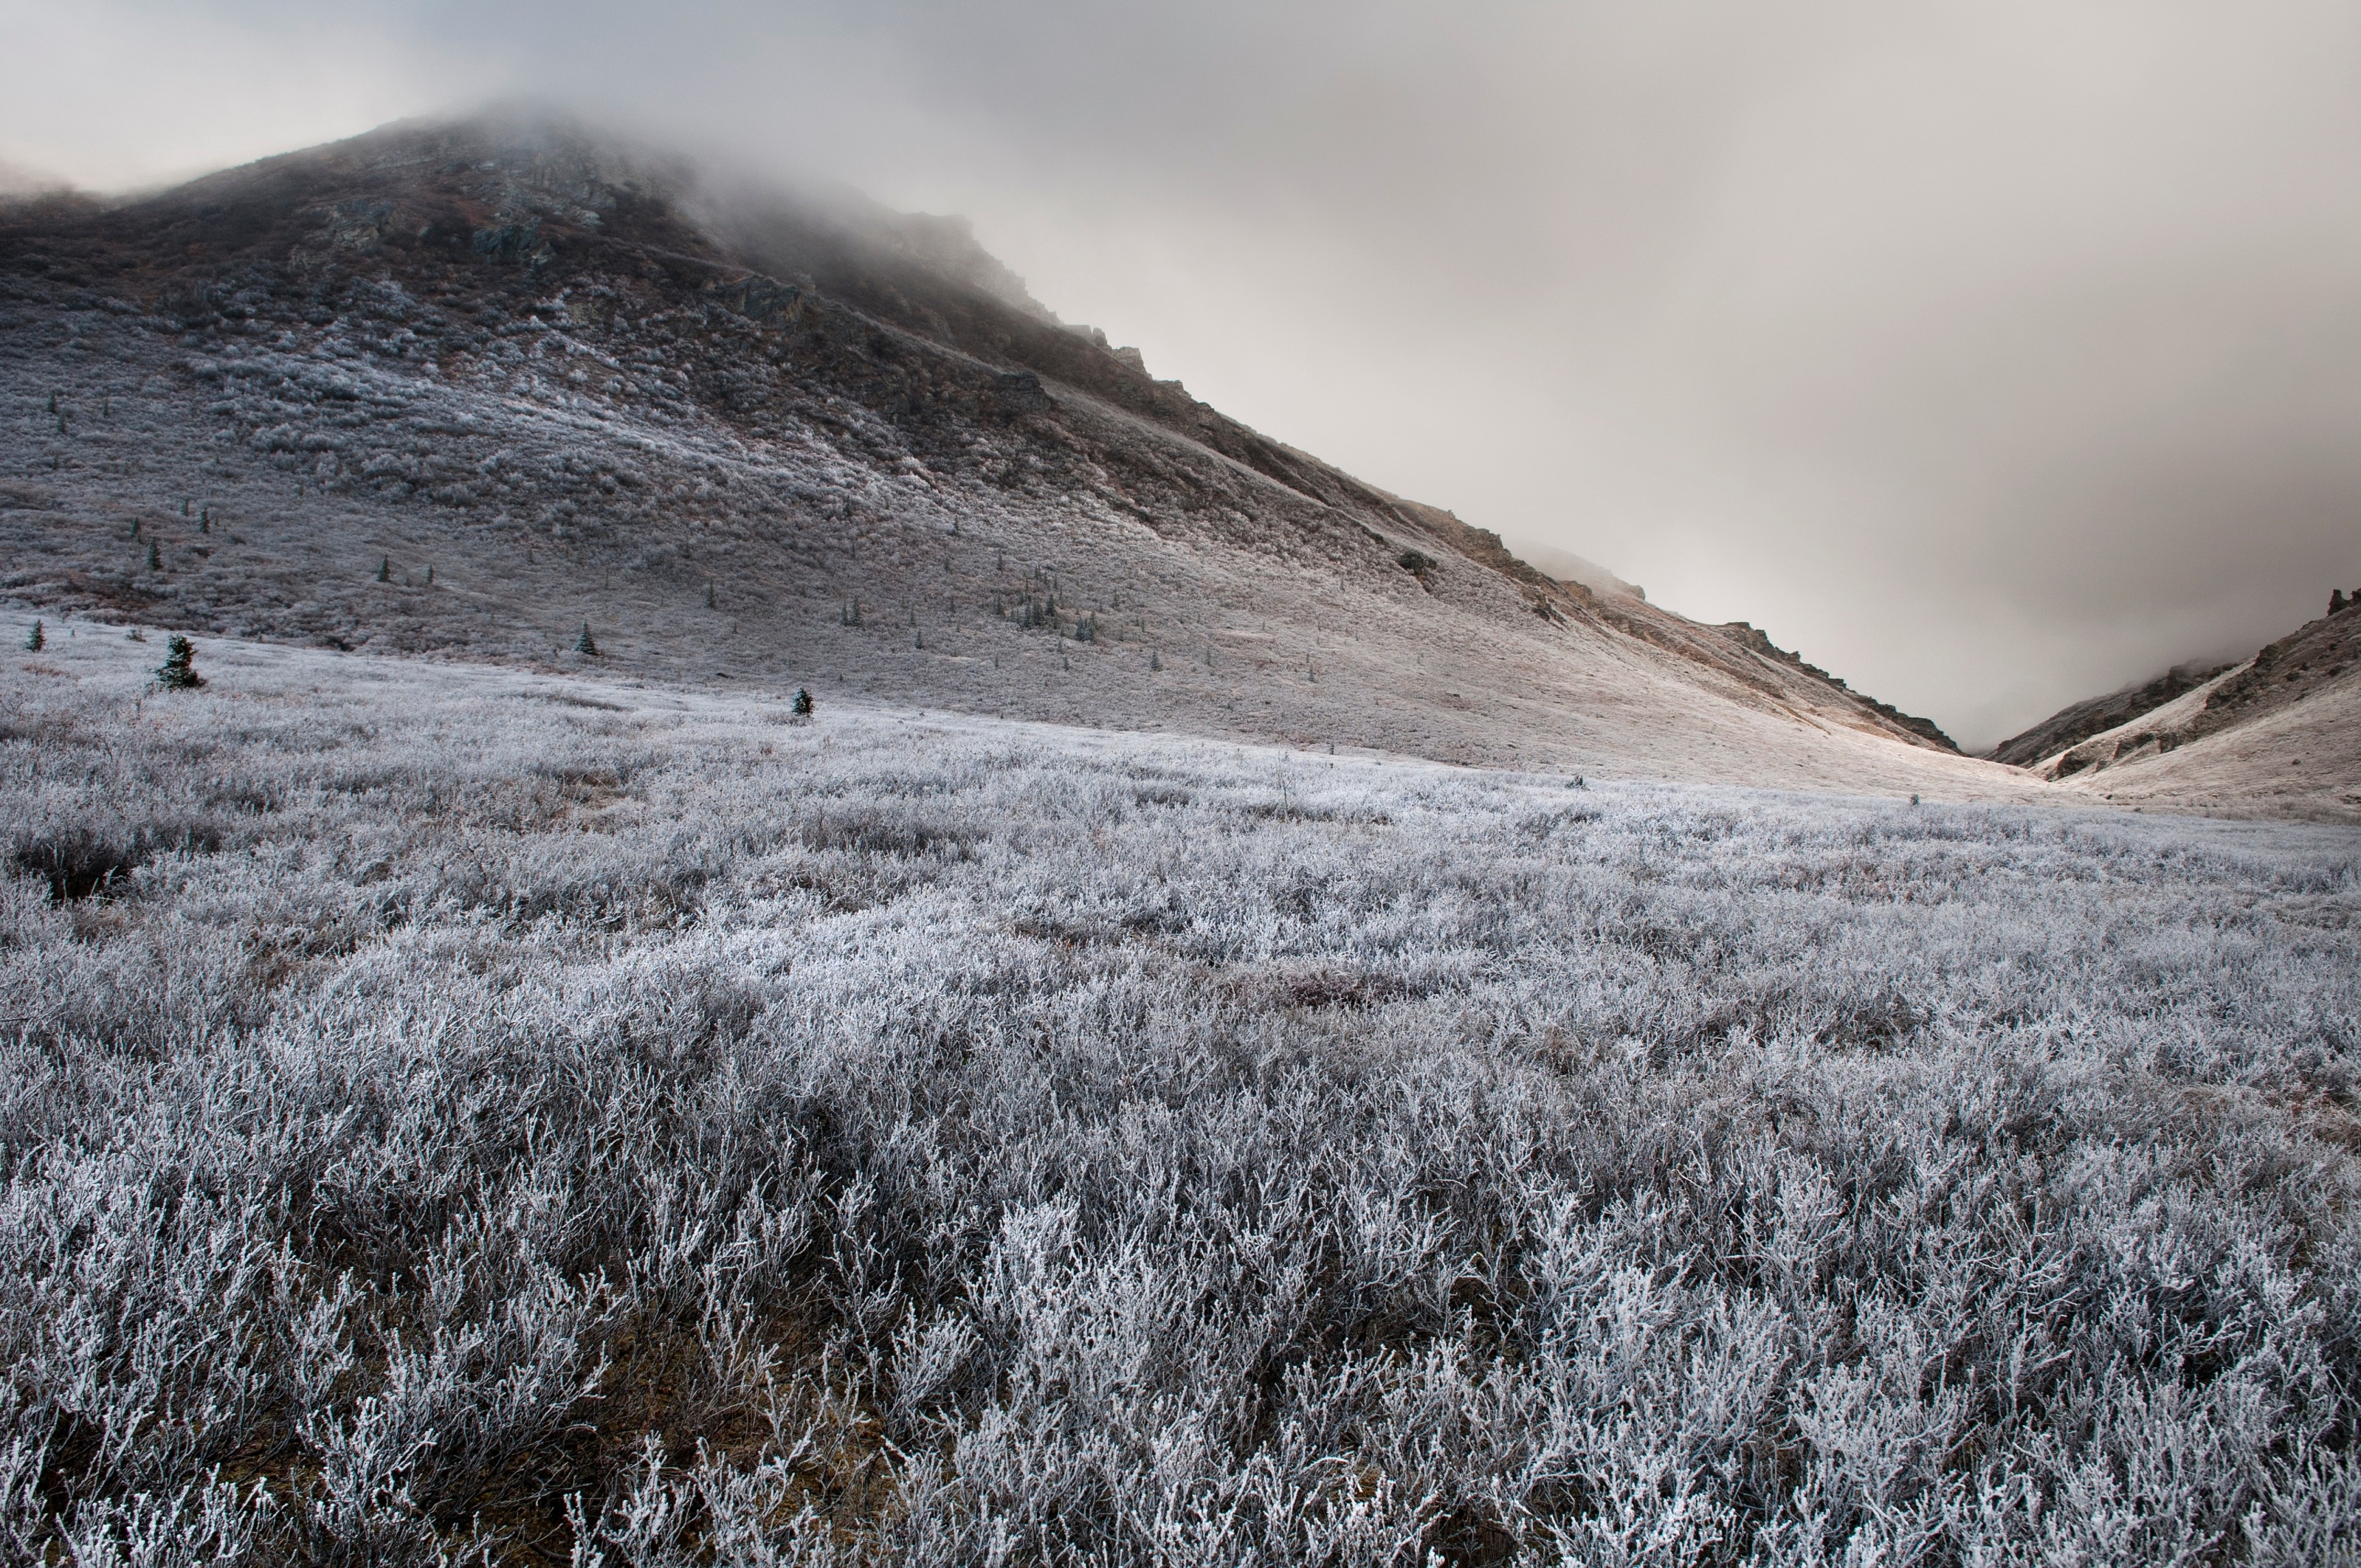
[2053,665,2361,821]
[5,611,2358,1561]
[2034,660,2252,777]
[2030,602,2361,822]
[0,114,2034,800]
[1986,658,2234,767]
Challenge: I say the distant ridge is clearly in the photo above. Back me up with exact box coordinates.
[1987,660,2233,768]
[1996,592,2361,821]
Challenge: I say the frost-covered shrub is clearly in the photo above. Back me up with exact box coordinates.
[0,647,2356,1563]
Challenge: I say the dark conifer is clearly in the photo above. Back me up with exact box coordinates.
[155,636,204,690]
[146,541,161,570]
[25,621,44,653]
[576,624,599,656]
[377,556,391,582]
[792,687,814,717]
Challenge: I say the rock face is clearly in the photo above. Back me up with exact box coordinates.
[0,111,2027,795]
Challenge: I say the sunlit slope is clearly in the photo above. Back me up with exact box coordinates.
[0,113,2033,797]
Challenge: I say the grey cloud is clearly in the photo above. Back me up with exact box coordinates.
[9,0,2359,748]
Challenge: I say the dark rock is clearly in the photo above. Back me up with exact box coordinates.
[992,369,1050,411]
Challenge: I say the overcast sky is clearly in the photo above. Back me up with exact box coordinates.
[7,1,2359,747]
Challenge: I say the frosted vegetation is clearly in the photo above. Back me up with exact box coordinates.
[3,632,2359,1565]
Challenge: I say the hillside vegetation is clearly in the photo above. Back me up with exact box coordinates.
[3,621,2358,1564]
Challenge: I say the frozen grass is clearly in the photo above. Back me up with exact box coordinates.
[3,629,2359,1565]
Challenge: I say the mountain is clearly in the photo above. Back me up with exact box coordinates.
[1985,659,2234,768]
[1994,593,2361,821]
[0,112,2032,797]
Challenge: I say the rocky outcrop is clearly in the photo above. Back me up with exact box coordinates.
[1714,623,1960,751]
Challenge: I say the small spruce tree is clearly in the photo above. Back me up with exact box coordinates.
[25,621,44,652]
[146,541,161,570]
[705,582,717,609]
[1150,649,1161,671]
[792,687,814,718]
[376,556,391,582]
[155,636,204,690]
[576,623,599,656]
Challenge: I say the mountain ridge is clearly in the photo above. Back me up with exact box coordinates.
[0,113,2041,798]
[1996,594,2361,820]
[1986,658,2234,768]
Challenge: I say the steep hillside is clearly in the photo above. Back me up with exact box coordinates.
[1987,658,2233,767]
[2022,594,2361,821]
[0,112,2028,797]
